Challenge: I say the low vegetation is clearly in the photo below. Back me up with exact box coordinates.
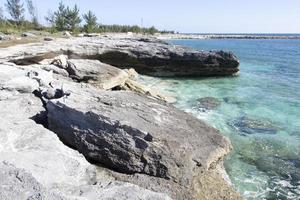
[0,0,174,35]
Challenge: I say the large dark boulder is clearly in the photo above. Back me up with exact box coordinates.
[97,48,239,77]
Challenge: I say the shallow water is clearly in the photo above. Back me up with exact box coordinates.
[142,39,300,199]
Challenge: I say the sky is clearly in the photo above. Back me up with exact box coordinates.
[0,0,299,33]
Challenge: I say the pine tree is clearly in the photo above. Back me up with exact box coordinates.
[53,1,68,31]
[65,4,81,31]
[0,7,4,21]
[148,26,158,35]
[26,0,38,27]
[83,10,97,33]
[5,0,25,23]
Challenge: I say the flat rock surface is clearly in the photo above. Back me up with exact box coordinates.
[67,59,129,89]
[0,162,63,200]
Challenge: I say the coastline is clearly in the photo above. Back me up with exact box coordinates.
[156,33,300,40]
[0,34,242,200]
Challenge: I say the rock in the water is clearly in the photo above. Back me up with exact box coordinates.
[196,97,221,110]
[223,97,245,106]
[230,116,280,135]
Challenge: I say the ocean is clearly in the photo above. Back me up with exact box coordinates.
[140,39,300,199]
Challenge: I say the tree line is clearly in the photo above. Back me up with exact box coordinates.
[0,0,173,34]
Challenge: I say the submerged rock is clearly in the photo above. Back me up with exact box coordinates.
[252,156,300,187]
[223,97,245,106]
[196,97,221,111]
[230,116,280,135]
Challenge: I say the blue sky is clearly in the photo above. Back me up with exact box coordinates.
[0,0,299,33]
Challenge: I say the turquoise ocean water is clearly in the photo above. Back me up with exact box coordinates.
[142,39,300,199]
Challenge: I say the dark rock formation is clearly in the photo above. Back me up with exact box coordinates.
[98,49,239,77]
[47,90,231,180]
[196,97,221,110]
[230,116,280,135]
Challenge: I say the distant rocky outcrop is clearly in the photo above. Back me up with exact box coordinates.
[2,35,240,77]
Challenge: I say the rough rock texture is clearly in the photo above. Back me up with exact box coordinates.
[0,63,172,200]
[1,35,239,77]
[0,162,63,200]
[47,90,231,178]
[45,79,235,199]
[67,59,129,89]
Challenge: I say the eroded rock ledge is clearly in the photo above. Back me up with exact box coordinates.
[0,35,242,200]
[1,35,239,77]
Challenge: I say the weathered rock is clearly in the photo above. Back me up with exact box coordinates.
[0,64,173,200]
[46,83,232,198]
[68,181,172,200]
[0,33,11,41]
[0,64,39,93]
[38,64,70,77]
[44,37,54,41]
[0,162,63,200]
[63,31,72,37]
[67,59,129,89]
[118,79,173,102]
[21,32,37,37]
[51,55,69,69]
[1,36,239,77]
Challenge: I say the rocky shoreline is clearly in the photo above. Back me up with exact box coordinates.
[0,34,242,199]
